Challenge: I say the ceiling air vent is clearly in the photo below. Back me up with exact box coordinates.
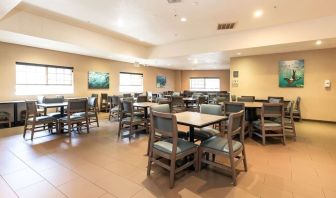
[167,0,182,3]
[217,23,236,30]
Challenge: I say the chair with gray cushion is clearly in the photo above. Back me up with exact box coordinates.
[147,110,198,188]
[73,97,99,127]
[23,101,57,140]
[223,102,249,134]
[109,96,120,121]
[59,99,90,135]
[0,112,11,128]
[198,110,247,186]
[252,103,285,145]
[192,104,223,142]
[171,96,186,113]
[283,101,296,140]
[237,96,255,102]
[118,100,146,142]
[268,96,284,103]
[100,93,109,112]
[293,96,302,121]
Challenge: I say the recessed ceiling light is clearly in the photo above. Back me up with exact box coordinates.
[117,19,124,27]
[180,17,187,22]
[237,52,241,56]
[254,9,263,18]
[315,40,322,45]
[193,59,198,64]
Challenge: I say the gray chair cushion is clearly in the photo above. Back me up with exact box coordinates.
[194,127,220,140]
[121,116,144,123]
[253,120,282,127]
[201,136,242,153]
[73,112,96,117]
[111,106,119,112]
[28,116,57,123]
[0,112,10,121]
[200,104,223,116]
[154,138,197,154]
[152,104,170,113]
[59,115,85,122]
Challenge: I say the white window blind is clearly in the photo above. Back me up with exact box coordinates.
[119,72,143,93]
[15,62,74,95]
[190,77,220,91]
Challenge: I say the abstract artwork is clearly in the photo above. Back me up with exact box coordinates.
[279,59,304,88]
[156,75,166,88]
[88,72,109,89]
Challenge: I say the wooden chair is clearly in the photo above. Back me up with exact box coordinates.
[193,104,223,142]
[118,100,146,142]
[293,96,302,121]
[171,96,186,113]
[198,110,247,186]
[91,94,99,111]
[268,96,284,103]
[137,95,148,102]
[237,96,255,102]
[283,101,296,140]
[0,112,11,128]
[108,96,120,121]
[74,97,99,127]
[252,103,285,145]
[231,95,237,102]
[123,93,132,98]
[59,99,90,135]
[223,102,249,135]
[147,110,198,188]
[23,101,57,140]
[100,93,109,112]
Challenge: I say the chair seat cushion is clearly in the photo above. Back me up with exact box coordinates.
[125,112,144,117]
[155,131,189,140]
[193,127,220,140]
[0,112,10,121]
[154,138,197,154]
[73,112,96,117]
[59,115,85,122]
[28,116,57,123]
[121,116,144,123]
[111,106,119,112]
[201,136,242,153]
[253,120,282,127]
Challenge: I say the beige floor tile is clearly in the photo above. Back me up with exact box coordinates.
[73,163,111,182]
[58,177,106,198]
[99,193,116,198]
[39,164,80,186]
[25,156,60,172]
[16,181,65,198]
[3,168,44,190]
[0,176,17,198]
[95,173,143,198]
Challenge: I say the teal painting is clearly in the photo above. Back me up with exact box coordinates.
[279,60,304,88]
[156,75,166,88]
[88,72,109,89]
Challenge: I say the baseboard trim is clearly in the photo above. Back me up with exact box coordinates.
[302,119,336,124]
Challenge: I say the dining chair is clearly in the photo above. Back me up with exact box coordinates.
[74,97,99,127]
[268,96,284,103]
[0,112,11,128]
[146,91,153,102]
[23,101,58,140]
[123,93,132,98]
[147,109,198,188]
[223,102,249,135]
[171,96,186,113]
[118,100,146,142]
[283,101,296,140]
[252,103,285,145]
[213,96,226,105]
[237,96,255,102]
[193,104,223,142]
[231,95,237,102]
[59,99,90,135]
[293,96,302,121]
[100,93,109,112]
[137,95,148,102]
[197,110,247,186]
[109,96,120,121]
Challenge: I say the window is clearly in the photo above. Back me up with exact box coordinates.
[119,72,143,93]
[190,77,220,91]
[16,62,74,95]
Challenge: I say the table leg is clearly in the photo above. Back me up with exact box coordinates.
[13,103,18,126]
[144,107,148,133]
[189,126,195,143]
[60,106,65,117]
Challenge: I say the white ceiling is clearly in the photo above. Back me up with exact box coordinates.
[1,0,336,70]
[21,0,336,45]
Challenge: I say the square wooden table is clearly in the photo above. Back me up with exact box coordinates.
[37,102,68,117]
[175,111,227,142]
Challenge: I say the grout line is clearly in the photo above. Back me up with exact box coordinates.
[0,174,19,198]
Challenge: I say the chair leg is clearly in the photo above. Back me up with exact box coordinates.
[147,154,152,176]
[8,121,11,128]
[86,118,90,133]
[129,124,133,142]
[194,150,198,171]
[23,122,27,139]
[169,158,176,188]
[282,128,286,145]
[96,115,99,127]
[30,124,35,141]
[229,155,237,186]
[242,149,248,172]
[197,148,203,172]
[262,129,266,145]
[292,122,296,141]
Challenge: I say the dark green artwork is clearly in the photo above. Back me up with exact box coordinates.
[88,72,109,89]
[156,75,166,88]
[279,60,304,88]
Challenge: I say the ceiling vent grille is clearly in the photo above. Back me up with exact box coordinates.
[217,23,236,30]
[167,0,182,3]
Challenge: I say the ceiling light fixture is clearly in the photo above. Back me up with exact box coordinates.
[193,59,198,64]
[117,19,124,27]
[237,52,241,56]
[253,9,263,18]
[315,40,322,45]
[180,17,187,22]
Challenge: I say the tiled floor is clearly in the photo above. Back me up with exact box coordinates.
[0,114,335,198]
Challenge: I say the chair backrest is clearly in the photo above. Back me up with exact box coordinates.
[25,100,38,118]
[87,97,97,110]
[36,96,45,104]
[111,96,120,106]
[214,96,226,104]
[91,94,98,98]
[295,96,301,110]
[261,103,284,118]
[200,104,223,116]
[197,96,207,105]
[67,99,88,114]
[121,100,134,114]
[237,96,255,102]
[150,110,178,140]
[101,93,108,102]
[286,101,294,119]
[44,96,64,103]
[123,93,132,98]
[268,96,284,103]
[224,102,245,116]
[137,95,148,102]
[231,95,237,102]
[227,111,245,148]
[151,104,171,113]
[171,96,184,107]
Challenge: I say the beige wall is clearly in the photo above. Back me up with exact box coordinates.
[230,48,336,122]
[0,42,176,101]
[180,70,230,91]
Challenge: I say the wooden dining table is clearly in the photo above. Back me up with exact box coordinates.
[183,97,196,108]
[175,111,228,142]
[37,102,68,117]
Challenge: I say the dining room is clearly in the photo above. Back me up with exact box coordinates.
[0,1,336,198]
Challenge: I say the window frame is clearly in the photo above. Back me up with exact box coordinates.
[119,72,144,93]
[189,77,220,91]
